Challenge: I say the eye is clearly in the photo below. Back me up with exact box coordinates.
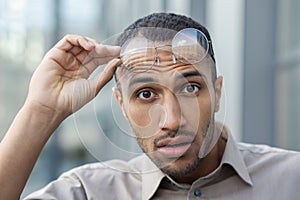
[137,90,155,100]
[182,84,200,94]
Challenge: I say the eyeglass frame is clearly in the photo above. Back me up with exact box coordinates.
[118,28,215,72]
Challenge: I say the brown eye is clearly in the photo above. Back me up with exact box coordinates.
[183,84,200,94]
[137,90,154,100]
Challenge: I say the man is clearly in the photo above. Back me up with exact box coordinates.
[0,13,299,200]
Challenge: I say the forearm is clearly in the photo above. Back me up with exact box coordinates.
[0,104,63,199]
[0,35,120,199]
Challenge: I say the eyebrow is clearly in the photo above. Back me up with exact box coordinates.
[175,70,205,80]
[128,70,205,88]
[128,77,157,88]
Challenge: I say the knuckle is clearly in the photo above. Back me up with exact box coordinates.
[65,34,75,38]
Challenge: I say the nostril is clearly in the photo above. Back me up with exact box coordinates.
[167,131,178,138]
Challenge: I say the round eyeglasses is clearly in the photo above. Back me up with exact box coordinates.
[101,27,212,73]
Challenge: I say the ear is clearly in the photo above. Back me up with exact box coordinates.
[112,87,128,120]
[214,76,223,112]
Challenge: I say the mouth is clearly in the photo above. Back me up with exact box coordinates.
[156,135,194,159]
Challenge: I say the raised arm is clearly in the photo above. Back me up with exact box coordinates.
[0,34,121,199]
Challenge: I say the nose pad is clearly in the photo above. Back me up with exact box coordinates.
[172,55,177,64]
[154,56,160,65]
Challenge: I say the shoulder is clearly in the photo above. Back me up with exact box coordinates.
[25,157,145,199]
[238,142,300,180]
[238,142,298,154]
[61,158,143,184]
[65,159,134,175]
[66,154,148,176]
[238,142,300,163]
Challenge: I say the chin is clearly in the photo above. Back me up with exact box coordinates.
[156,155,202,177]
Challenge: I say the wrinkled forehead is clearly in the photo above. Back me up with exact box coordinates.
[119,31,208,75]
[110,27,213,82]
[116,54,215,87]
[116,61,214,97]
[120,28,206,54]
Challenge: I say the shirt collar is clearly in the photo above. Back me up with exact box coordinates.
[221,128,253,186]
[138,155,165,200]
[139,128,253,200]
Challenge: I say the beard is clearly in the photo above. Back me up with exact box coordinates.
[158,152,202,177]
[135,116,216,177]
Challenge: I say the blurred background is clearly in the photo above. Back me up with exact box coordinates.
[0,0,299,197]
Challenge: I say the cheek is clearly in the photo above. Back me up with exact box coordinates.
[136,137,149,152]
[126,102,162,138]
[128,104,151,127]
[121,92,152,127]
[199,98,213,118]
[179,95,213,126]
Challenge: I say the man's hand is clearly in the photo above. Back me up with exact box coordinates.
[0,35,121,199]
[26,34,121,121]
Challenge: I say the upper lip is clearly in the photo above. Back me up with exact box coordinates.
[156,135,195,148]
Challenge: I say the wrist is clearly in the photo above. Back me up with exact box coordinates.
[22,100,66,130]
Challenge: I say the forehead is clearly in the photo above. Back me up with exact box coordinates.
[120,41,207,75]
[116,51,214,89]
[120,27,208,57]
[116,28,214,88]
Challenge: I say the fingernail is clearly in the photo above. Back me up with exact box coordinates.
[111,45,121,49]
[87,41,95,47]
[113,58,122,65]
[110,46,121,51]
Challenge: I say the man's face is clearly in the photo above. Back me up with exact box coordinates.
[114,45,222,177]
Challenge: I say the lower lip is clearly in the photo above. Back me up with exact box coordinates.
[157,143,192,158]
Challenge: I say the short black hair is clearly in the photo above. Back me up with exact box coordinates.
[115,13,217,82]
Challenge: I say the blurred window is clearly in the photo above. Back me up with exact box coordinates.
[276,0,300,150]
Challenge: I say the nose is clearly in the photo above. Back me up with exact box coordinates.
[159,92,182,132]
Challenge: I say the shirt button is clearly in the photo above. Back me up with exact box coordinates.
[194,188,202,197]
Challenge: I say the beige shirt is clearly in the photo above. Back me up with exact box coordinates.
[25,133,300,200]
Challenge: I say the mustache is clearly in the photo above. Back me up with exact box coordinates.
[153,130,196,147]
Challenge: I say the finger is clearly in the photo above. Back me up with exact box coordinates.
[72,44,120,66]
[46,44,120,73]
[94,44,121,58]
[45,48,81,71]
[75,55,117,79]
[78,45,121,74]
[69,46,83,56]
[90,59,122,96]
[56,34,96,52]
[85,36,100,45]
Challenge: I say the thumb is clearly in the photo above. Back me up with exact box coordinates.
[91,58,122,96]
